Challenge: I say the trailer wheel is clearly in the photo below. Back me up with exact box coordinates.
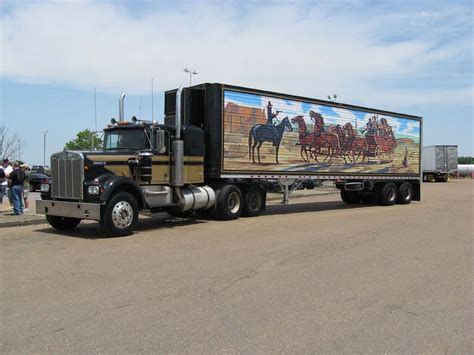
[376,183,398,206]
[213,184,243,220]
[397,182,413,204]
[340,189,360,204]
[46,215,81,230]
[241,185,266,217]
[100,191,138,237]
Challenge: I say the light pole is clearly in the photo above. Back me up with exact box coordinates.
[183,68,198,85]
[92,87,97,149]
[42,130,48,166]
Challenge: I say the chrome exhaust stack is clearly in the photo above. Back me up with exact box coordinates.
[119,92,126,121]
[171,86,184,187]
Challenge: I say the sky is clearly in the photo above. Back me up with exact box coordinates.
[0,0,472,164]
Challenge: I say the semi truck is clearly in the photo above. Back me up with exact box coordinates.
[421,145,457,182]
[37,83,422,236]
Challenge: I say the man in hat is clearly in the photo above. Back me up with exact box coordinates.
[266,101,281,126]
[8,161,25,215]
[1,158,13,205]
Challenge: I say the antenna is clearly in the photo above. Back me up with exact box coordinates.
[151,77,154,121]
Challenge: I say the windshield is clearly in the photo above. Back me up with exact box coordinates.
[104,129,145,150]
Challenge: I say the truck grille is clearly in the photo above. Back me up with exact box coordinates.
[51,151,84,200]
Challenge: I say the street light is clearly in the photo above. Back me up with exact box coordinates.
[42,130,48,166]
[183,68,198,85]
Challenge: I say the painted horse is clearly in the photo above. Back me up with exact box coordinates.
[308,110,341,163]
[248,116,293,164]
[291,115,313,163]
[342,122,367,163]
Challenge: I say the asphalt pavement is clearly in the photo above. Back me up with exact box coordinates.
[1,180,472,352]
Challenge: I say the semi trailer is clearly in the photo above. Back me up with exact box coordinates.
[37,83,422,236]
[421,145,458,182]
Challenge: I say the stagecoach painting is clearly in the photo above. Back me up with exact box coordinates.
[222,89,420,175]
[362,116,397,164]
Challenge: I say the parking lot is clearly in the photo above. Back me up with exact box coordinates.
[1,180,472,352]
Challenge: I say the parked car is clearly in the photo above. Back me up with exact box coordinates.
[31,165,51,176]
[28,173,51,192]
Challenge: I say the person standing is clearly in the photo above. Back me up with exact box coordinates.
[21,163,31,213]
[1,158,13,205]
[8,161,25,215]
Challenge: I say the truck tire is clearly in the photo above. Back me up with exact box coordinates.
[213,184,243,220]
[46,215,81,230]
[397,182,413,204]
[376,183,398,206]
[241,185,266,217]
[340,189,360,204]
[100,191,138,237]
[435,175,448,182]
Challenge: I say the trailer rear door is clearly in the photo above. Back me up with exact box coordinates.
[435,146,446,171]
[446,146,458,172]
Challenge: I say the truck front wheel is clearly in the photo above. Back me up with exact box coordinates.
[100,192,138,237]
[213,184,243,220]
[46,215,81,230]
[241,185,266,217]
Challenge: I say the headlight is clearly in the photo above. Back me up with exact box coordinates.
[88,185,100,195]
[40,184,50,192]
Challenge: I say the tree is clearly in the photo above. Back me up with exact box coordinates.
[458,156,473,164]
[0,124,20,160]
[64,129,102,150]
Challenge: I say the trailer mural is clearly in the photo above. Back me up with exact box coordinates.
[222,90,420,175]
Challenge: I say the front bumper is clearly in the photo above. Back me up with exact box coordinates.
[36,200,102,220]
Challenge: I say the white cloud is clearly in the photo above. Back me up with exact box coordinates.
[1,0,472,109]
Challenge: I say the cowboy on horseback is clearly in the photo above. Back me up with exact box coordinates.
[266,101,281,125]
[266,101,282,146]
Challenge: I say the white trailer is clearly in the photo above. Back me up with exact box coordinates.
[422,145,458,182]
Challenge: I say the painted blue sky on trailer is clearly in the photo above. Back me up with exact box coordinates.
[224,90,420,142]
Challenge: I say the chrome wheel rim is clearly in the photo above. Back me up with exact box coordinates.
[227,191,241,214]
[112,201,133,229]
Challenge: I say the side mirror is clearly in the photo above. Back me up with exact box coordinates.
[155,129,166,153]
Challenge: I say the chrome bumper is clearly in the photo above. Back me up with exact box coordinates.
[36,200,102,220]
